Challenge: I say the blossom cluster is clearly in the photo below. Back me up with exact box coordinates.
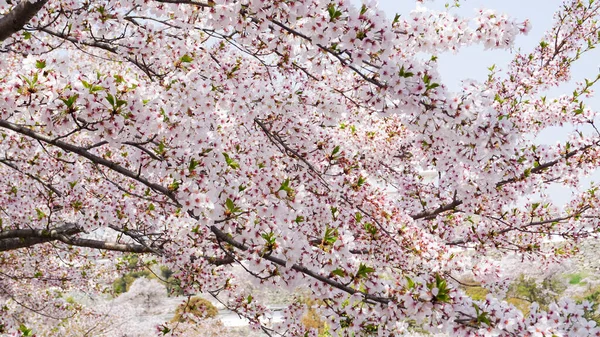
[1,0,600,336]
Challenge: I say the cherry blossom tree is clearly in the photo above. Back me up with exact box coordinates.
[1,0,600,336]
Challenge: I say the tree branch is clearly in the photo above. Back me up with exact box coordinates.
[209,225,390,305]
[0,119,175,201]
[154,0,213,7]
[497,141,599,187]
[0,0,49,42]
[0,158,63,197]
[0,223,158,253]
[411,198,462,220]
[58,236,156,253]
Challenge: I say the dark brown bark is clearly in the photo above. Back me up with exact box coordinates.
[0,0,49,42]
[0,119,174,200]
[0,223,155,253]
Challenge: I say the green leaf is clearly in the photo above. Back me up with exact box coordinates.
[330,206,338,220]
[224,198,242,216]
[406,276,415,289]
[327,3,342,21]
[35,208,46,220]
[331,268,346,277]
[159,325,171,334]
[168,180,180,191]
[278,178,292,193]
[427,82,440,90]
[188,158,199,172]
[360,4,368,15]
[222,152,240,169]
[435,274,447,290]
[261,232,276,245]
[160,107,169,123]
[575,101,585,115]
[106,93,115,106]
[589,186,598,198]
[23,31,32,40]
[247,294,253,304]
[20,74,38,88]
[180,54,194,63]
[154,141,166,156]
[35,60,46,69]
[428,274,451,303]
[294,215,305,223]
[67,95,78,107]
[60,94,79,109]
[81,80,103,93]
[19,324,33,337]
[327,3,336,18]
[356,263,375,279]
[398,65,414,78]
[225,198,236,213]
[113,74,124,83]
[322,226,338,246]
[227,64,240,78]
[364,222,377,236]
[473,304,491,326]
[71,200,83,211]
[331,145,341,158]
[393,13,401,24]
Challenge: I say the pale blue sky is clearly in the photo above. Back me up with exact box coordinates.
[358,0,600,137]
[375,1,567,90]
[351,0,600,204]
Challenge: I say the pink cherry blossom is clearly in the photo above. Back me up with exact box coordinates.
[1,0,600,336]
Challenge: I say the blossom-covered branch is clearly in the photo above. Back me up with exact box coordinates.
[0,0,48,42]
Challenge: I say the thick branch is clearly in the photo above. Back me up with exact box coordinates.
[0,120,175,201]
[0,0,49,42]
[209,225,390,305]
[447,206,593,246]
[0,237,53,251]
[154,0,213,7]
[411,199,462,220]
[0,223,81,239]
[37,27,166,80]
[497,142,598,187]
[0,158,63,197]
[0,223,157,253]
[59,236,155,253]
[413,140,600,223]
